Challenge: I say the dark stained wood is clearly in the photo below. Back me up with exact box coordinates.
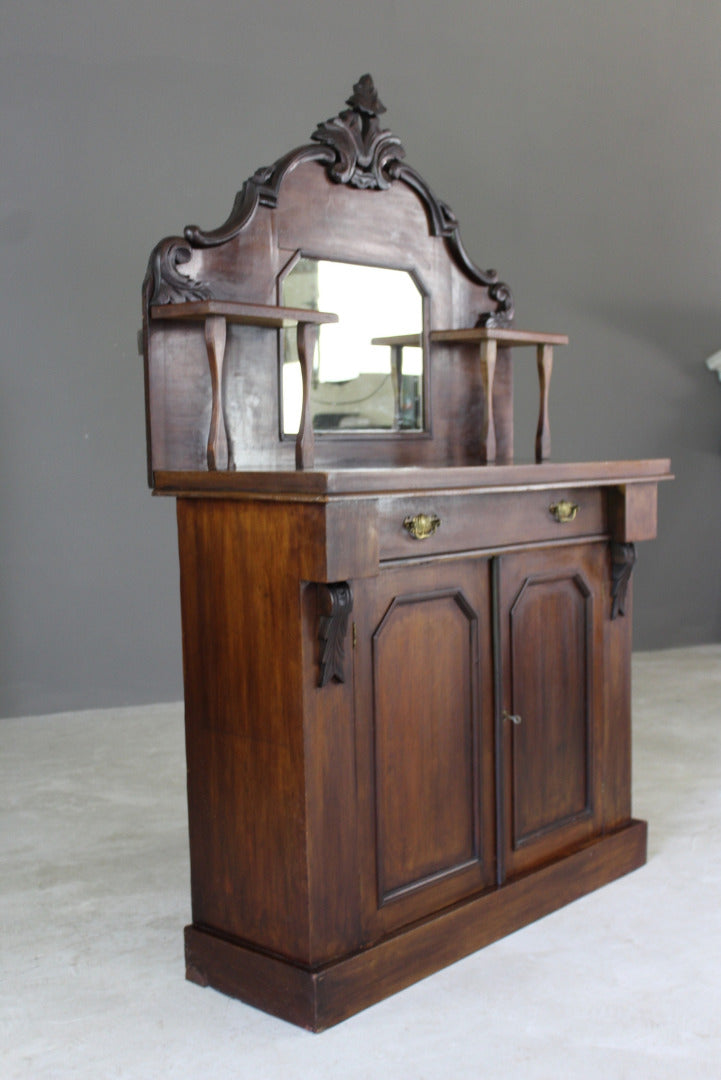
[150,299,338,327]
[352,560,495,937]
[140,75,670,1030]
[295,320,318,470]
[498,543,606,878]
[204,315,227,470]
[535,343,553,462]
[184,820,647,1031]
[376,486,607,561]
[317,582,353,686]
[479,339,497,463]
[608,482,659,542]
[601,557,633,830]
[431,328,569,347]
[610,542,637,619]
[152,458,673,497]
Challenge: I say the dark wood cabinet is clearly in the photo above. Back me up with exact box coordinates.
[141,76,671,1029]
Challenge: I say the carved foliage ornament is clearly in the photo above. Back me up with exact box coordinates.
[610,542,636,620]
[318,582,353,688]
[311,74,404,190]
[146,74,513,325]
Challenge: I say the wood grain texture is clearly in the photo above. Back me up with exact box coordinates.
[204,315,227,470]
[352,559,495,939]
[376,486,607,561]
[142,77,520,477]
[479,339,497,464]
[608,482,659,542]
[535,343,553,463]
[151,299,337,326]
[141,76,668,1031]
[184,820,647,1031]
[498,543,606,878]
[295,320,318,470]
[152,458,673,497]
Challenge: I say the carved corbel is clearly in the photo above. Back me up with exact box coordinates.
[317,583,353,687]
[610,542,636,619]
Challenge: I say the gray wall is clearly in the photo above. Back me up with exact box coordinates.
[2,1,720,718]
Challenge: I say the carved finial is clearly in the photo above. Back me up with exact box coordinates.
[311,74,403,190]
[346,74,386,116]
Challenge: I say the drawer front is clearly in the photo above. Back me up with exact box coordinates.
[377,488,607,560]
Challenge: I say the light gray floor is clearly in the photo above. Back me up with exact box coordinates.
[2,646,720,1079]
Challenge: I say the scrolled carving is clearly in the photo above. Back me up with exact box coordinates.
[610,542,636,620]
[477,281,515,328]
[311,74,405,190]
[388,160,515,323]
[144,75,514,324]
[183,148,330,249]
[317,582,353,687]
[148,238,212,305]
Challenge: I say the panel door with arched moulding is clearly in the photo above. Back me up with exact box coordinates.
[496,542,607,881]
[352,558,496,939]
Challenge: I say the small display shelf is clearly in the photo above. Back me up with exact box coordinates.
[151,300,337,470]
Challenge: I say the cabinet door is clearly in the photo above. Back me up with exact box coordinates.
[497,543,606,880]
[354,559,495,939]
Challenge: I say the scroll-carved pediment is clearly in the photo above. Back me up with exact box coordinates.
[145,74,513,325]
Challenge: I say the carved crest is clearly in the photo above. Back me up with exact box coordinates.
[311,74,405,190]
[146,75,513,324]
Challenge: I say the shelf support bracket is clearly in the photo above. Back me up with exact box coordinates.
[535,343,553,463]
[317,582,353,687]
[204,315,228,470]
[479,339,497,464]
[296,320,319,470]
[610,542,636,619]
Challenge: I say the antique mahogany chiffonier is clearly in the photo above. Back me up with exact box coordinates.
[141,76,670,1030]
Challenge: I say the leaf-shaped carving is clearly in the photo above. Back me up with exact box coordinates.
[148,238,212,305]
[143,76,514,325]
[611,542,636,619]
[318,583,353,687]
[312,75,405,190]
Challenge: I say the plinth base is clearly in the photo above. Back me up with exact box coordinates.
[184,821,647,1031]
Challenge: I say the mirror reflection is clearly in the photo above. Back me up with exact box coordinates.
[281,258,424,434]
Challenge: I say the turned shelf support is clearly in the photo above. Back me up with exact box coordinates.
[204,315,228,470]
[149,299,337,472]
[431,327,568,465]
[479,339,497,464]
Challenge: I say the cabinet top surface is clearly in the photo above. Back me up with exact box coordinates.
[154,458,672,499]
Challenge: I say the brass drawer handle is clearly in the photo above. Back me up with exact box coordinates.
[403,513,441,540]
[549,500,579,524]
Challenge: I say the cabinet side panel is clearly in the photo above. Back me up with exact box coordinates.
[602,574,633,828]
[177,498,311,960]
[301,583,364,963]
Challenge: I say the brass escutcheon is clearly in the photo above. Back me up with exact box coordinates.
[549,500,579,524]
[403,513,441,540]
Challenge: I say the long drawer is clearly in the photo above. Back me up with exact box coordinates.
[377,487,607,561]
